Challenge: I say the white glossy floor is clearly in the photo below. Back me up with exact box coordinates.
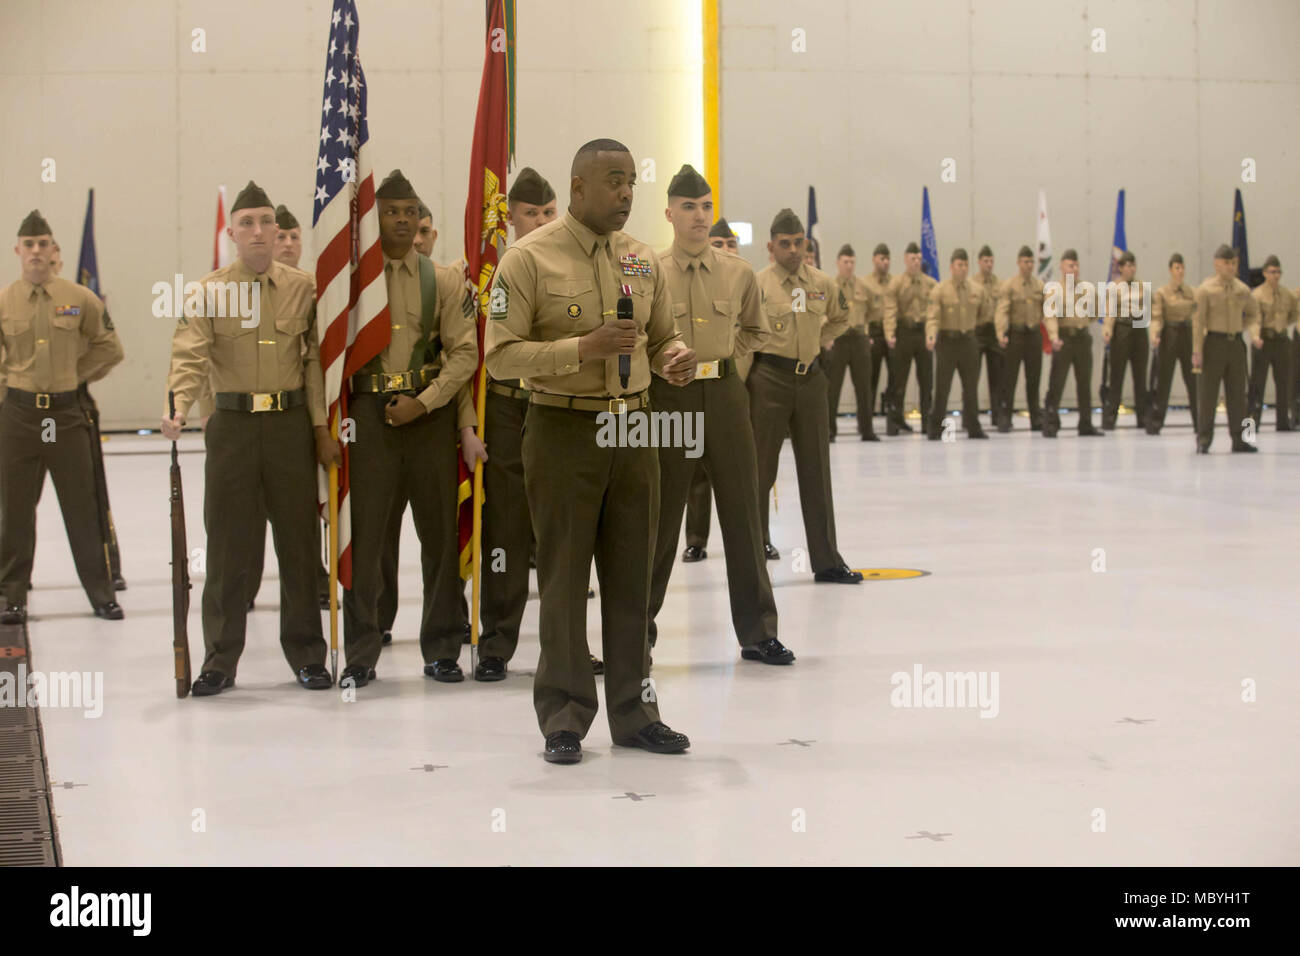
[23,408,1300,865]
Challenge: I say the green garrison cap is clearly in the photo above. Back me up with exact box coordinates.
[873,243,889,257]
[978,245,993,259]
[951,247,969,262]
[1117,250,1135,266]
[18,209,52,237]
[1262,254,1280,270]
[1168,252,1184,267]
[230,180,274,213]
[417,201,432,221]
[770,208,803,237]
[1061,248,1079,262]
[375,168,418,201]
[667,163,711,199]
[838,244,855,258]
[1017,245,1034,258]
[905,241,920,254]
[709,217,736,239]
[275,205,299,230]
[1214,244,1237,261]
[507,167,555,205]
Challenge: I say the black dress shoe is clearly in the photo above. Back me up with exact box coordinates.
[339,665,375,688]
[381,629,392,646]
[424,659,464,682]
[543,731,582,764]
[764,542,780,561]
[112,575,127,591]
[997,423,1012,433]
[814,564,864,584]
[191,670,233,697]
[967,429,989,439]
[93,601,124,620]
[1196,440,1211,454]
[681,545,706,562]
[860,433,881,442]
[926,429,941,441]
[475,656,507,681]
[898,421,914,433]
[614,721,690,754]
[297,664,333,690]
[1,603,27,625]
[590,654,605,675]
[1231,441,1258,453]
[886,423,900,436]
[740,638,796,665]
[1145,426,1161,435]
[1277,423,1293,432]
[1078,425,1105,436]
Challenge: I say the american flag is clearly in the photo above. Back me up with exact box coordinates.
[312,0,390,588]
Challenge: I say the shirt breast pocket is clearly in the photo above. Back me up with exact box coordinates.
[543,276,599,332]
[764,300,791,334]
[2,315,34,340]
[51,313,82,333]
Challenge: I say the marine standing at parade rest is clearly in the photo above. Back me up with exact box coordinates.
[971,245,1007,431]
[1192,245,1261,454]
[485,138,697,764]
[1248,255,1297,431]
[994,246,1045,431]
[1041,249,1104,438]
[1,210,124,625]
[646,164,791,665]
[1147,253,1199,435]
[749,208,862,584]
[925,248,990,439]
[824,244,876,442]
[883,242,935,434]
[161,182,340,694]
[1101,250,1149,430]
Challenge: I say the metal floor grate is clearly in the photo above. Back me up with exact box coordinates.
[0,622,58,866]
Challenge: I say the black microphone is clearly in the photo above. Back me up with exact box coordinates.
[616,295,633,389]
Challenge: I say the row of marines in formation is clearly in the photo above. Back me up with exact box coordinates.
[0,140,1289,763]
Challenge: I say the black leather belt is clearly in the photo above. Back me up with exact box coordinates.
[1262,328,1281,339]
[351,366,437,395]
[754,353,819,375]
[693,357,735,380]
[5,387,80,410]
[1204,331,1231,339]
[488,380,530,401]
[938,329,973,338]
[214,388,305,412]
[528,390,650,414]
[1010,325,1038,333]
[1060,326,1091,337]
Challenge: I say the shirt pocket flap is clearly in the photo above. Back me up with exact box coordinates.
[51,313,82,331]
[544,277,594,298]
[273,313,308,336]
[712,298,733,317]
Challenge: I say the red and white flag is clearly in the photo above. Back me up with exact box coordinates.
[311,0,390,588]
[212,185,232,270]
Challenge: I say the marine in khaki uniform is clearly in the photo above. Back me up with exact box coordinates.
[1248,255,1297,431]
[1042,249,1104,438]
[646,164,791,665]
[971,246,1007,431]
[859,245,891,439]
[161,182,340,694]
[485,138,697,764]
[682,217,742,560]
[1101,250,1150,429]
[1147,253,1199,435]
[337,170,478,689]
[925,248,991,439]
[883,242,935,434]
[1,210,125,625]
[750,209,862,584]
[1193,245,1261,453]
[824,244,877,441]
[994,246,1045,431]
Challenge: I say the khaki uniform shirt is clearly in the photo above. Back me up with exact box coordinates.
[167,258,327,427]
[1192,275,1261,353]
[1251,283,1299,335]
[379,247,478,414]
[1043,276,1092,339]
[884,271,936,339]
[0,275,123,402]
[926,277,991,339]
[1102,277,1148,336]
[754,262,850,364]
[860,271,891,334]
[995,274,1045,338]
[484,213,682,396]
[836,274,868,332]
[1150,281,1196,341]
[660,242,767,363]
[971,271,1000,327]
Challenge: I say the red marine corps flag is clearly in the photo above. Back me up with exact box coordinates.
[312,0,390,680]
[461,0,515,657]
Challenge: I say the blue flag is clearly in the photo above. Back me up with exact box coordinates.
[76,188,99,296]
[1106,188,1126,284]
[806,185,820,269]
[1232,188,1251,284]
[920,187,939,280]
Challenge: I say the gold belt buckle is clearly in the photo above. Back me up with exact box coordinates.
[795,361,809,375]
[608,397,628,415]
[253,391,280,412]
[35,393,51,409]
[384,371,410,392]
[696,361,717,380]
